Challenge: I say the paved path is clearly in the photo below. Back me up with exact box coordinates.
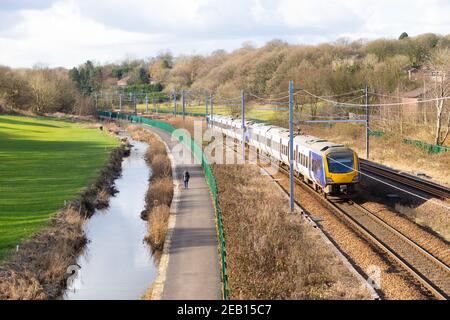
[143,125,221,300]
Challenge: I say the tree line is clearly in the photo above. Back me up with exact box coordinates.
[1,32,449,144]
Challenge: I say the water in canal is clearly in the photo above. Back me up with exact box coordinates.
[64,139,157,300]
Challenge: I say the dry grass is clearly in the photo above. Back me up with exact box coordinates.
[146,177,174,212]
[126,125,173,252]
[144,205,171,251]
[166,116,206,138]
[395,202,450,241]
[150,154,172,178]
[0,207,86,300]
[213,164,371,300]
[0,142,129,300]
[103,121,120,135]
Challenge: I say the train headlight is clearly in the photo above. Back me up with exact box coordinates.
[326,178,334,184]
[352,175,360,182]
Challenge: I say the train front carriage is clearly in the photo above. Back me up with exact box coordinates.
[294,137,359,198]
[323,147,360,196]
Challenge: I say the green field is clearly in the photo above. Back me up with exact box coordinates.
[0,115,119,260]
[133,103,281,121]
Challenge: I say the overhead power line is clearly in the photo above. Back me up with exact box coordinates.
[301,89,450,108]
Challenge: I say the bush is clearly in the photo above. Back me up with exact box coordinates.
[144,205,171,250]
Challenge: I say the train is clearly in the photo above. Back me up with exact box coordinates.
[207,115,360,198]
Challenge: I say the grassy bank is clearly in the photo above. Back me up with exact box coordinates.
[135,103,277,121]
[213,164,371,300]
[126,125,173,252]
[0,115,119,260]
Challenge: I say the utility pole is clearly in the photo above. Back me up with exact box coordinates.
[365,85,369,160]
[173,89,177,116]
[205,91,209,121]
[119,94,122,113]
[145,94,149,114]
[95,93,98,111]
[241,90,246,162]
[289,80,295,213]
[133,93,137,115]
[182,90,186,121]
[210,93,214,127]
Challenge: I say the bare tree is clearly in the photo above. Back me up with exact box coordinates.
[427,48,450,145]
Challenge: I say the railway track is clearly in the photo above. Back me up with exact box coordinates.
[360,159,450,200]
[330,201,450,300]
[226,143,450,300]
[276,164,450,300]
[270,163,450,299]
[218,133,450,299]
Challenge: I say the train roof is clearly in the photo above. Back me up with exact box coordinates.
[211,116,352,154]
[294,134,346,153]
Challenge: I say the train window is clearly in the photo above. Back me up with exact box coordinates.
[312,159,321,172]
[327,153,354,174]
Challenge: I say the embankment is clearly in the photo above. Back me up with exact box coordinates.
[213,165,372,300]
[126,125,173,252]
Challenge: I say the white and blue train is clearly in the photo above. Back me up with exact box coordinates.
[207,115,360,197]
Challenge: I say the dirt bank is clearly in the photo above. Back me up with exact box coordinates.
[0,142,130,300]
[213,164,372,300]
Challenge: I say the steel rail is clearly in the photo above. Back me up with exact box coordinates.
[360,159,450,200]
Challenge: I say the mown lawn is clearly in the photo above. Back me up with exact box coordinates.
[0,115,119,260]
[135,103,278,121]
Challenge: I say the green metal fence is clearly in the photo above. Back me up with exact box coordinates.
[369,130,385,137]
[403,138,450,154]
[98,111,230,299]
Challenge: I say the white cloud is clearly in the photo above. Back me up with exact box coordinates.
[0,0,166,67]
[0,0,450,68]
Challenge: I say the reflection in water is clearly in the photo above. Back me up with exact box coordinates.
[64,140,156,300]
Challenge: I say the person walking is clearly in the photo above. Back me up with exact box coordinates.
[183,170,190,189]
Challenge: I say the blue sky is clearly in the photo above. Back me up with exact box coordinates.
[0,0,449,68]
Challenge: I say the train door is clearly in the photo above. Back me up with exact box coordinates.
[311,152,326,187]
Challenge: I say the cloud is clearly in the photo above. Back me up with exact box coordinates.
[0,0,450,68]
[1,0,54,11]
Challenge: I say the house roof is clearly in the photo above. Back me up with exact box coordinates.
[117,76,131,87]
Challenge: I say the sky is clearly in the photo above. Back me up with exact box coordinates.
[0,0,450,68]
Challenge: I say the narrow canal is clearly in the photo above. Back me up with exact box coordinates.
[64,139,156,300]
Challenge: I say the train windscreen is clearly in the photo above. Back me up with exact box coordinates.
[327,153,354,174]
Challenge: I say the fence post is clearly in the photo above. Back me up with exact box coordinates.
[119,94,122,113]
[146,94,149,114]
